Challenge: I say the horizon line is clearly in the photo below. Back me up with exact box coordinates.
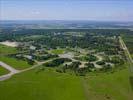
[0,19,133,22]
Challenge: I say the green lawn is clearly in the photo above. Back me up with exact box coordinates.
[0,68,85,100]
[50,49,65,54]
[85,66,133,100]
[0,56,32,70]
[0,66,9,76]
[0,44,18,55]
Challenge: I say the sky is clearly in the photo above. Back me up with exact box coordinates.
[0,0,133,21]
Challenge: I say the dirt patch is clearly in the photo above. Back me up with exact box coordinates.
[0,41,18,47]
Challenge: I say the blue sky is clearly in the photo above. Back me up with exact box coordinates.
[0,0,133,21]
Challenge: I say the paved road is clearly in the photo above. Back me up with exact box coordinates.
[20,58,56,73]
[119,36,133,73]
[0,61,20,81]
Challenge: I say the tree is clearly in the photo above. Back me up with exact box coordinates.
[27,59,34,65]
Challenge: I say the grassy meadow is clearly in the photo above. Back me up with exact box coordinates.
[0,56,32,70]
[85,68,133,100]
[0,44,18,55]
[0,64,132,100]
[0,68,85,100]
[50,49,65,54]
[0,66,9,76]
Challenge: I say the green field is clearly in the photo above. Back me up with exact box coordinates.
[0,44,18,55]
[0,66,9,76]
[0,69,85,100]
[0,64,132,100]
[0,56,32,70]
[50,49,65,54]
[85,67,133,100]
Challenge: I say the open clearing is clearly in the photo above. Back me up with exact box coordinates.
[50,49,65,54]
